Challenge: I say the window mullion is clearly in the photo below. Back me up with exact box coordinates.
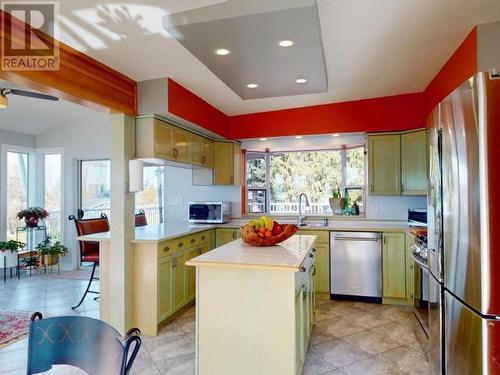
[265,152,271,214]
[341,147,347,196]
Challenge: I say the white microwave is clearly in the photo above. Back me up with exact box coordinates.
[188,202,231,224]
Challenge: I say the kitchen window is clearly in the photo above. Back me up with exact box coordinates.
[245,146,365,215]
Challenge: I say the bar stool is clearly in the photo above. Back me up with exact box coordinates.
[135,209,148,227]
[68,213,109,309]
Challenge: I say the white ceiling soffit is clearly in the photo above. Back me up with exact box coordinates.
[0,80,101,135]
[241,133,366,152]
[163,0,327,99]
[13,0,500,115]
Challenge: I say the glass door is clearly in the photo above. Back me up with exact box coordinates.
[6,151,29,242]
[79,160,111,219]
[44,153,62,240]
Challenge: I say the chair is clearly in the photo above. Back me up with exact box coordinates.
[27,312,141,375]
[69,213,109,309]
[135,209,148,227]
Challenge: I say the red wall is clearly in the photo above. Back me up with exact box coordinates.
[228,93,426,139]
[168,79,229,137]
[423,27,478,114]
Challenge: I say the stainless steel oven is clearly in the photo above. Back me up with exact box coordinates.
[408,209,430,354]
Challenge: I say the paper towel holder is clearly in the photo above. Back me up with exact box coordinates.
[129,159,144,193]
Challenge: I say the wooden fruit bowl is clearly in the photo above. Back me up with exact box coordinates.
[240,224,299,247]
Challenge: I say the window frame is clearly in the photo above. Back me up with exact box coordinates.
[243,145,366,216]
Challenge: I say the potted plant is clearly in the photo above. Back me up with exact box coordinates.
[17,207,49,228]
[0,240,25,268]
[36,237,68,266]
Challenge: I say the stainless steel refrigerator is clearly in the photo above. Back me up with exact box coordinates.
[427,71,500,374]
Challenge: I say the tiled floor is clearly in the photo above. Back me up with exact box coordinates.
[0,272,429,374]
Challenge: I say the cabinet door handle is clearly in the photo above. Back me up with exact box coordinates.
[300,266,306,273]
[191,239,196,244]
[178,242,184,248]
[312,265,316,276]
[163,246,170,252]
[309,253,314,258]
[173,148,179,158]
[201,236,206,241]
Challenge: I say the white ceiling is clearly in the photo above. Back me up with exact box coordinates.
[11,0,500,116]
[0,81,98,135]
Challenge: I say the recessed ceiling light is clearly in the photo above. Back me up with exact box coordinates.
[295,136,303,139]
[295,78,307,84]
[215,48,230,56]
[260,138,267,141]
[332,133,340,137]
[278,40,294,47]
[247,83,258,89]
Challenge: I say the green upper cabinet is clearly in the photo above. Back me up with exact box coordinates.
[368,129,428,196]
[382,232,407,299]
[213,141,241,185]
[401,130,428,195]
[368,134,401,195]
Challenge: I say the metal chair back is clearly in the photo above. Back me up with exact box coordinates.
[27,312,141,375]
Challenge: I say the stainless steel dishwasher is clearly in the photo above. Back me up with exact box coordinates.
[330,231,382,302]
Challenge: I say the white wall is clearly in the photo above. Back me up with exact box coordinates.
[164,166,241,222]
[36,111,110,269]
[365,195,427,220]
[0,129,35,148]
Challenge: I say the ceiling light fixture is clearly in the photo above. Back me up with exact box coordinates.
[295,78,307,84]
[260,138,267,141]
[332,133,340,137]
[215,48,230,56]
[246,83,258,89]
[295,136,303,139]
[278,40,294,47]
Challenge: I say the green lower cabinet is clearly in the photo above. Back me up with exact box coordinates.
[173,251,188,310]
[314,243,329,293]
[294,289,303,375]
[158,255,174,321]
[186,247,201,301]
[382,232,407,301]
[215,228,240,247]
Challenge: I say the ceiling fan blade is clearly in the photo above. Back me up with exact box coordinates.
[9,89,59,101]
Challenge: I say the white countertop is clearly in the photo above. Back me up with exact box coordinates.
[76,220,408,243]
[77,222,216,243]
[186,234,317,271]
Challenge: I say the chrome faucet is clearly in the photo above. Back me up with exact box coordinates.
[298,193,310,226]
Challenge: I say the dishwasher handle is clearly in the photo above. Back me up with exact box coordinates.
[332,236,380,242]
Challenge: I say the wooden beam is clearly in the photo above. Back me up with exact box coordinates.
[0,10,137,115]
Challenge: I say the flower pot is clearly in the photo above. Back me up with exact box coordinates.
[25,216,39,228]
[42,254,59,266]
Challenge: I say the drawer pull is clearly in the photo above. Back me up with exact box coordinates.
[178,242,184,248]
[163,246,170,252]
[309,253,314,258]
[191,239,196,244]
[299,266,306,273]
[201,236,206,240]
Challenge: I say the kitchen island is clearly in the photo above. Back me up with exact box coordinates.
[186,234,317,375]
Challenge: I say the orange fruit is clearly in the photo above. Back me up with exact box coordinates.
[264,230,272,238]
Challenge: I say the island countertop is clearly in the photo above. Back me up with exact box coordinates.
[185,234,317,271]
